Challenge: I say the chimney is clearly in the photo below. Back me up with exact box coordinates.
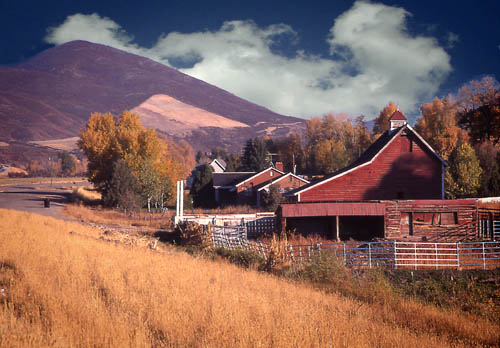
[275,161,284,172]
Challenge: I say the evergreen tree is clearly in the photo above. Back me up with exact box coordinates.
[190,163,214,207]
[242,138,270,171]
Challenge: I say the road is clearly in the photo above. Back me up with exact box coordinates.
[0,181,89,220]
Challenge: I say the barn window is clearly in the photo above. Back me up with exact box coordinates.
[270,171,274,177]
[409,139,413,152]
[413,212,457,226]
[289,175,293,182]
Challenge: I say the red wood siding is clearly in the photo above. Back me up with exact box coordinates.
[272,175,308,192]
[384,200,477,241]
[237,168,284,193]
[300,132,442,202]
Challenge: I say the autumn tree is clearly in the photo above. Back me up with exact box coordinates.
[476,141,500,197]
[457,76,500,145]
[78,111,183,207]
[273,133,305,173]
[445,142,482,198]
[414,97,466,160]
[304,113,371,174]
[373,101,398,138]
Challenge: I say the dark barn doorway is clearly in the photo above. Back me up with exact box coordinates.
[339,216,384,241]
[286,216,337,239]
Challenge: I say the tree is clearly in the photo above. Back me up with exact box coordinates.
[190,163,215,208]
[78,111,183,206]
[445,142,482,198]
[373,101,398,138]
[107,159,141,212]
[262,184,282,211]
[273,133,305,173]
[304,113,371,175]
[58,151,77,176]
[476,141,500,197]
[414,97,465,160]
[241,138,270,171]
[457,76,500,145]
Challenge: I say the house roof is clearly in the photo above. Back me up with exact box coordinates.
[213,172,255,188]
[234,167,286,187]
[255,173,310,191]
[389,110,407,121]
[210,158,226,172]
[289,124,447,197]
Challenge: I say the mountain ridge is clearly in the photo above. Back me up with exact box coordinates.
[0,40,304,151]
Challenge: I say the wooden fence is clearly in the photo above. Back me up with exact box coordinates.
[207,225,500,270]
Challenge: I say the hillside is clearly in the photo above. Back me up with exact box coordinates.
[0,40,304,151]
[1,208,498,347]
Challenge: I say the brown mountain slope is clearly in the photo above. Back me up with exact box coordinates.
[0,40,304,151]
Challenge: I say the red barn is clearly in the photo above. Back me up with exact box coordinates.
[291,111,447,202]
[278,110,500,241]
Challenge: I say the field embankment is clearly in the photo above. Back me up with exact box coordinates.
[0,209,498,347]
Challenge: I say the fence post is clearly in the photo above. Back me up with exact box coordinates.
[414,243,417,270]
[435,243,438,270]
[393,241,397,269]
[343,243,346,266]
[289,245,294,263]
[368,243,372,268]
[456,242,460,270]
[482,242,486,270]
[299,246,303,264]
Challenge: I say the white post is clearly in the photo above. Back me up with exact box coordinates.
[180,182,184,217]
[175,181,180,216]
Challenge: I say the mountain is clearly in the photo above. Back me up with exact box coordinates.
[0,40,304,152]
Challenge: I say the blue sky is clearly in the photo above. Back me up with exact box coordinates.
[1,0,499,121]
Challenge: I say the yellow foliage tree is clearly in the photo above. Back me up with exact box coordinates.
[78,111,184,207]
[373,101,398,138]
[414,97,467,160]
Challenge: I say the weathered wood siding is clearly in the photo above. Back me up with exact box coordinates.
[384,200,477,241]
[300,131,442,202]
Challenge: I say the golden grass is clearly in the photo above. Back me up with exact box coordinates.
[64,203,174,230]
[0,209,498,348]
[71,187,102,204]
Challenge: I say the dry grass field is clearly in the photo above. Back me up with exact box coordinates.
[0,176,87,186]
[1,209,499,348]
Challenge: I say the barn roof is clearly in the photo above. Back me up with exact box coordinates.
[255,172,309,191]
[234,167,285,187]
[213,172,255,188]
[389,110,407,121]
[289,124,447,197]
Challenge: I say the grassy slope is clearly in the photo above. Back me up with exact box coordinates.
[0,209,498,347]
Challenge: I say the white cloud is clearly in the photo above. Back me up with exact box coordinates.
[445,32,460,48]
[44,2,452,119]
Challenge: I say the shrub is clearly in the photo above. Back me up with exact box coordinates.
[213,248,265,269]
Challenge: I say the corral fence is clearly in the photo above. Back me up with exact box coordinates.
[284,241,500,270]
[209,225,270,259]
[206,225,500,270]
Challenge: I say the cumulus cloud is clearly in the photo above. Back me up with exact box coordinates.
[45,1,452,119]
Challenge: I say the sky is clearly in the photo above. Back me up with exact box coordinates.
[1,0,499,121]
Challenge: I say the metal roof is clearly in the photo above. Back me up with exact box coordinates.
[281,202,386,217]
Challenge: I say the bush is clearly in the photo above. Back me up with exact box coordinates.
[213,248,265,269]
[174,221,210,247]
